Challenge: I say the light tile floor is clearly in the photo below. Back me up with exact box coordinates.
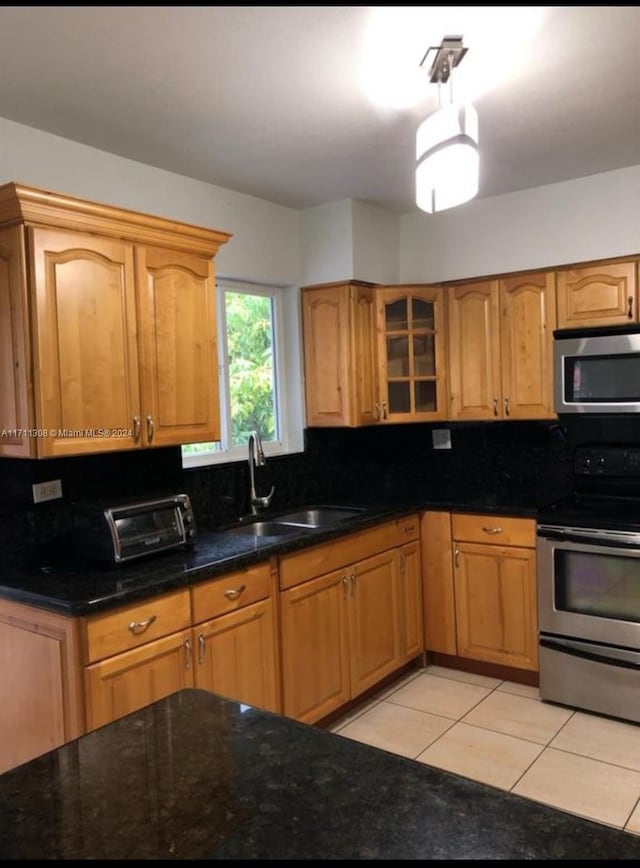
[327,664,640,834]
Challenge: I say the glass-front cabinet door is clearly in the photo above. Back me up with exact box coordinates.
[374,285,446,423]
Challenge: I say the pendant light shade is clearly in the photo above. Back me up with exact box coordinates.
[416,102,478,214]
[415,36,479,214]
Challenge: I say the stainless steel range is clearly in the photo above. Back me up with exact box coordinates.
[537,445,640,724]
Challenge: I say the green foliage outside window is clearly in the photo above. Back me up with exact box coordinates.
[181,289,277,457]
[226,291,276,446]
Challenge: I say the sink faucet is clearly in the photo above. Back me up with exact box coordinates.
[248,430,275,515]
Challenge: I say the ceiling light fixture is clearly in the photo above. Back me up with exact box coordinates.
[415,35,479,214]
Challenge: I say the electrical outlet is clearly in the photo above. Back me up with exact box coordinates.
[432,429,452,450]
[32,479,63,503]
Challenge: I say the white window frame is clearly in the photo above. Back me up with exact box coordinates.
[182,278,305,468]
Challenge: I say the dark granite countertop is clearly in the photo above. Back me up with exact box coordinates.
[1,688,639,860]
[0,494,541,617]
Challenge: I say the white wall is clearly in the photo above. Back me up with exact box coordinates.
[300,200,354,285]
[399,165,640,283]
[351,200,400,284]
[0,116,301,286]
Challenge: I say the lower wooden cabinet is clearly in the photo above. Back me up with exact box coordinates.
[422,511,538,672]
[279,516,423,724]
[193,598,279,713]
[0,598,85,773]
[85,628,194,731]
[85,561,282,731]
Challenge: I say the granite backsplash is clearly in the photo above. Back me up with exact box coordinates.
[0,418,587,564]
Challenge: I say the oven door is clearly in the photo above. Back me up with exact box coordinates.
[537,526,640,722]
[537,527,640,649]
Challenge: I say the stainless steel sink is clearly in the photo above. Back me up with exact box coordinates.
[227,521,308,538]
[275,506,365,528]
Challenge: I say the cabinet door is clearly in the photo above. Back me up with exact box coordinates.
[280,569,350,723]
[500,271,556,420]
[556,260,637,327]
[0,226,34,457]
[447,280,501,420]
[421,511,457,655]
[194,598,279,713]
[398,540,424,662]
[85,629,193,731]
[0,599,84,773]
[30,227,141,457]
[348,549,402,697]
[375,285,446,422]
[351,283,379,425]
[453,542,538,671]
[136,246,219,447]
[302,284,354,427]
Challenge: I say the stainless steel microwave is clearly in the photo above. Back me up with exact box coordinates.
[554,324,640,414]
[72,494,197,565]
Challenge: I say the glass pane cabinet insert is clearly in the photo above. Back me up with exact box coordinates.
[375,285,445,422]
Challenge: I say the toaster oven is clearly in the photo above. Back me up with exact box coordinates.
[72,494,197,565]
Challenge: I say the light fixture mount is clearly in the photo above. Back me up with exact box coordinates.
[420,35,467,84]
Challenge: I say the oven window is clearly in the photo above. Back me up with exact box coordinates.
[555,550,640,622]
[565,354,640,403]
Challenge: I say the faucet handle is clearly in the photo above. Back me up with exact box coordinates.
[258,485,275,510]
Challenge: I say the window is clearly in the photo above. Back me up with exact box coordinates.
[181,279,304,468]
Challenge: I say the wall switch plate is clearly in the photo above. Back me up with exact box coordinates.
[32,479,63,503]
[432,429,452,450]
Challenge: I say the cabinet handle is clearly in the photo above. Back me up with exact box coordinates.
[482,526,503,535]
[342,575,349,598]
[399,552,405,574]
[454,547,460,568]
[128,614,157,635]
[402,524,414,534]
[223,584,246,601]
[146,415,154,443]
[504,396,510,416]
[184,637,192,670]
[198,632,206,665]
[350,572,357,596]
[629,296,634,319]
[493,398,498,417]
[374,403,381,421]
[132,416,141,443]
[382,400,388,419]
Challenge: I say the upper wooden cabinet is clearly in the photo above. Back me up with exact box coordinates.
[447,271,556,420]
[556,258,638,328]
[0,183,230,458]
[302,281,446,427]
[301,281,378,427]
[375,285,447,423]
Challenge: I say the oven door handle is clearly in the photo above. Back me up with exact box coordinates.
[540,636,640,669]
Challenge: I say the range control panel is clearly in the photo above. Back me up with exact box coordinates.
[574,446,640,477]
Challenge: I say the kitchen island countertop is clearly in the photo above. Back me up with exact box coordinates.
[1,687,639,860]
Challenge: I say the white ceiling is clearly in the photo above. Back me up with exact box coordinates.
[0,6,639,214]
